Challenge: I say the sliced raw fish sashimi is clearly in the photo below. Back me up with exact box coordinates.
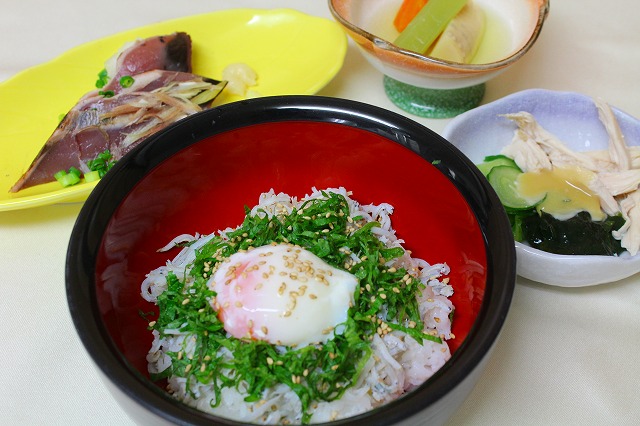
[10,33,228,193]
[10,70,226,192]
[101,32,193,93]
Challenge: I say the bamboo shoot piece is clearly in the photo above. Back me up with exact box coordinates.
[428,2,485,63]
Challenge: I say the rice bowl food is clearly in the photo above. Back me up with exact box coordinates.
[141,187,455,424]
[66,95,515,426]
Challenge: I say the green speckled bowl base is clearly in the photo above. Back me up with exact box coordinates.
[383,76,485,119]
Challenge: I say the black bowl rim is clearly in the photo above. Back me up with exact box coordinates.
[66,95,515,425]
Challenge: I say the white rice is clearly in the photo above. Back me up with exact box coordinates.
[142,187,454,424]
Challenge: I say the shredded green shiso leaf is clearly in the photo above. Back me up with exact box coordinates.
[148,191,443,423]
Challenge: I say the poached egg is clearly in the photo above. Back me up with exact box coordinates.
[209,243,358,347]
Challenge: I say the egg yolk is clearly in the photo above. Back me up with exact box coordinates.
[209,243,358,347]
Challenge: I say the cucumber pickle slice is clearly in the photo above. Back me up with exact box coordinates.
[487,166,544,211]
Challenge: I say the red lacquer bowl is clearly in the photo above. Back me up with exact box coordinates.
[67,96,515,425]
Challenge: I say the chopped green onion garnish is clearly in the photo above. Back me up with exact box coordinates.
[55,171,81,187]
[98,90,115,98]
[87,149,115,177]
[84,170,101,182]
[95,68,109,89]
[68,167,81,178]
[52,150,116,188]
[119,75,135,88]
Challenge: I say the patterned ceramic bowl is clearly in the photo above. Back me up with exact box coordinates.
[328,0,550,117]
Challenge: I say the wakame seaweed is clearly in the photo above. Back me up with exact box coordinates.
[517,211,626,255]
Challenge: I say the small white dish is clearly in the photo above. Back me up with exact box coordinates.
[442,88,640,287]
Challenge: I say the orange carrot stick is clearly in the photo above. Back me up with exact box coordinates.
[393,0,429,32]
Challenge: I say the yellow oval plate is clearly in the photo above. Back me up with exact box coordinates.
[0,9,347,211]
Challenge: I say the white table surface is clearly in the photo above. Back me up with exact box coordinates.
[1,0,639,424]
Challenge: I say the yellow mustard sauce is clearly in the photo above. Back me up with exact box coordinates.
[517,166,605,221]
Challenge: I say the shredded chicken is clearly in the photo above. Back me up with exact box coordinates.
[501,129,552,172]
[598,170,640,196]
[500,101,640,255]
[594,98,631,171]
[613,191,640,254]
[501,112,600,172]
[586,176,621,216]
[584,146,640,169]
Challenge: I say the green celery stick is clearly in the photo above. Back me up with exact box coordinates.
[394,0,468,54]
